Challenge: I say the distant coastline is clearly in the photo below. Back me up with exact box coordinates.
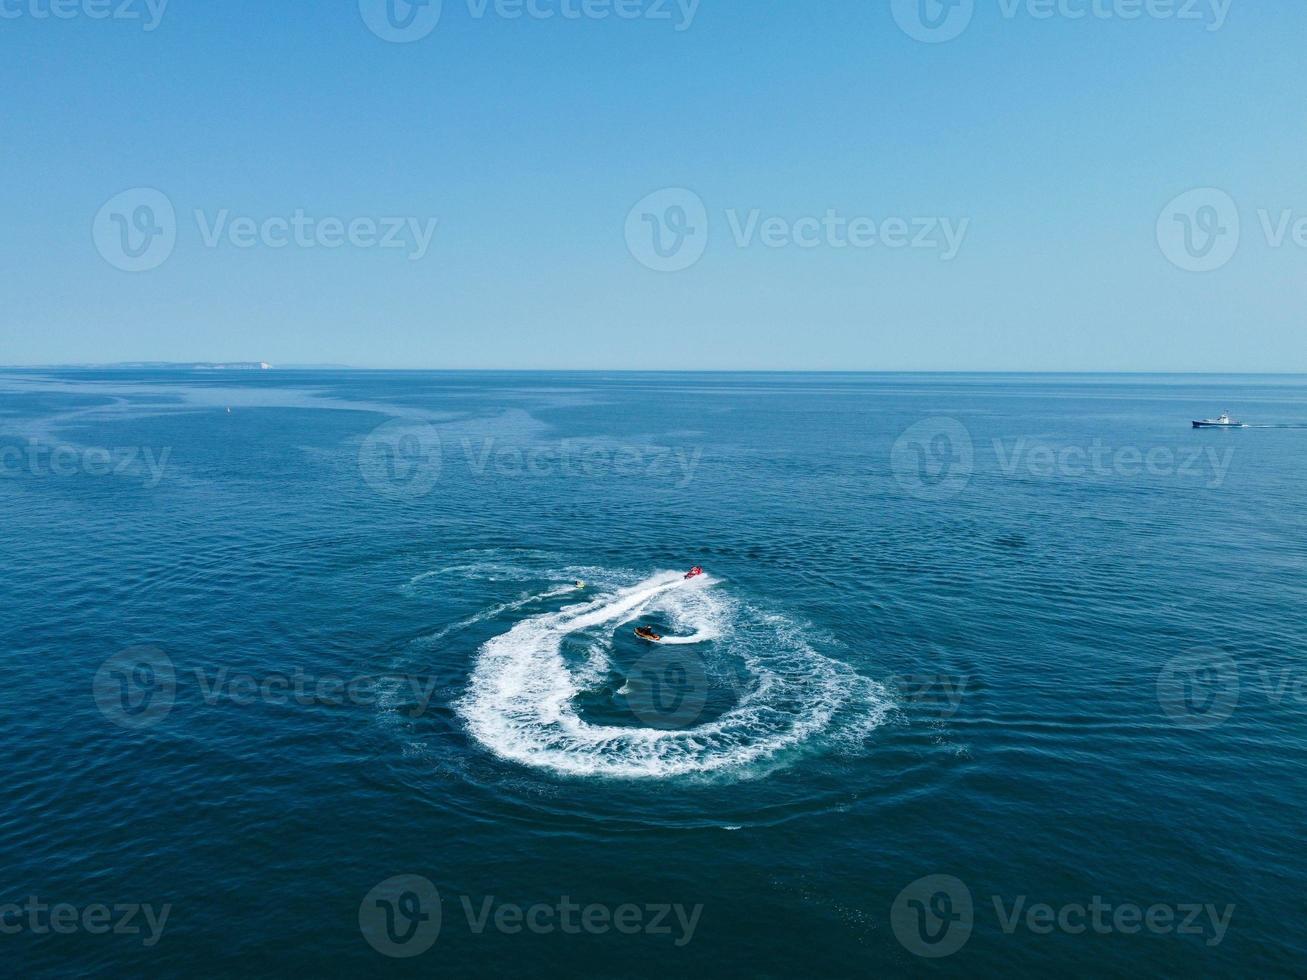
[0,361,364,371]
[0,361,277,371]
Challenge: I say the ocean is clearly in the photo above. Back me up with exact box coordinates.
[2,370,1304,976]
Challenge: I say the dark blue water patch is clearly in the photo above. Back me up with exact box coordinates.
[1,371,1306,976]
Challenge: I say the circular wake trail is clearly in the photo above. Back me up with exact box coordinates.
[456,570,889,779]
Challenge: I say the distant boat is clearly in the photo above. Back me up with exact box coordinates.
[1192,412,1246,429]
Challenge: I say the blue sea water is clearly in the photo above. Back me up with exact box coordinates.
[1,370,1305,976]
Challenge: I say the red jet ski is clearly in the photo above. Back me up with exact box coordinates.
[634,626,663,642]
[684,566,704,580]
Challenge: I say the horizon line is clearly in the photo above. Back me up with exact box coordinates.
[4,365,1307,377]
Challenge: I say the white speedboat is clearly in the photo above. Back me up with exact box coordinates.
[1192,412,1246,429]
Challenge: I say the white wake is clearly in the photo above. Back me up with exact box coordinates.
[454,569,890,779]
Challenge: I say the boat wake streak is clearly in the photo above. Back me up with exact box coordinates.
[455,569,890,780]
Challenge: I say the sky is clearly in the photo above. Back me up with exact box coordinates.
[1,0,1304,371]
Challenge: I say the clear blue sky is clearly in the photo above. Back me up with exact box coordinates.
[2,1,1304,370]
